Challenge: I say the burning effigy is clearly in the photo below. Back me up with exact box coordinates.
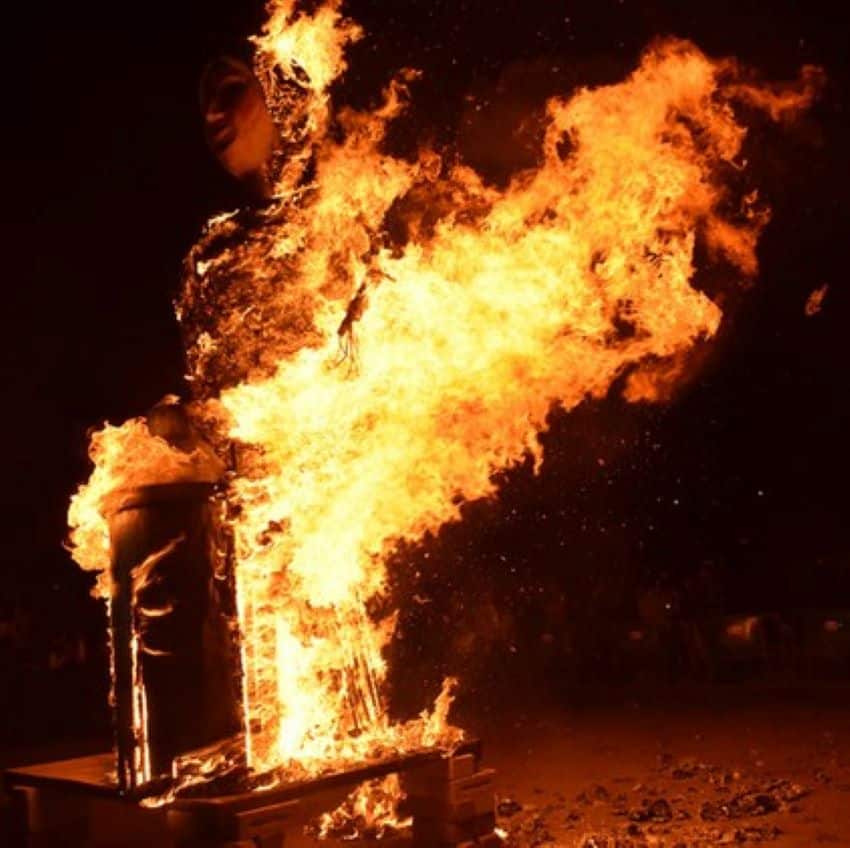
[56,0,820,842]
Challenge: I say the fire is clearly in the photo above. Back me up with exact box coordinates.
[316,775,412,841]
[67,409,222,597]
[67,0,818,798]
[805,283,828,316]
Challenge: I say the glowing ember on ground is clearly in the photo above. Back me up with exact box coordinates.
[805,283,829,316]
[67,0,818,801]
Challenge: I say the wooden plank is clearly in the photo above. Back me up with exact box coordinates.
[4,754,119,798]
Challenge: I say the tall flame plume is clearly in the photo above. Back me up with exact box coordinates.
[68,0,819,788]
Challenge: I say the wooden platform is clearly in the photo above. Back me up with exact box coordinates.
[4,741,500,848]
[5,753,117,799]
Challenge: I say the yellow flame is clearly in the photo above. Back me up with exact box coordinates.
[317,774,411,840]
[67,418,221,597]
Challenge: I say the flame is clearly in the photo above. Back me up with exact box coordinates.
[805,283,828,316]
[316,774,411,841]
[67,416,221,597]
[130,629,152,786]
[251,0,363,194]
[67,0,819,796]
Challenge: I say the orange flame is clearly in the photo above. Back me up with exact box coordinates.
[805,283,828,316]
[67,413,221,597]
[67,0,819,794]
[316,774,411,840]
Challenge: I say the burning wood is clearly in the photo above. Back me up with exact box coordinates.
[103,403,241,794]
[65,0,819,820]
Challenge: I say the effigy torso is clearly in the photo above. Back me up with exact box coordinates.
[178,200,325,399]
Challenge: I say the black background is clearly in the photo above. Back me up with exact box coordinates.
[4,0,849,741]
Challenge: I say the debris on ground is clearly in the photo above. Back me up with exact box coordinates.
[700,780,810,821]
[505,810,555,847]
[497,763,812,847]
[498,796,524,817]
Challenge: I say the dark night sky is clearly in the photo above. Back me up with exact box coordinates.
[5,0,849,669]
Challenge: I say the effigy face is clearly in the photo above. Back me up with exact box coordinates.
[200,56,278,188]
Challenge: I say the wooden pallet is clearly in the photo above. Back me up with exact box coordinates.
[4,741,500,848]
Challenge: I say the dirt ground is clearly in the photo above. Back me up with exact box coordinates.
[2,686,848,846]
[472,686,850,847]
